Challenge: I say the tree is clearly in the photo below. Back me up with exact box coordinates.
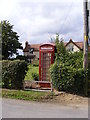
[55,33,68,62]
[1,20,23,59]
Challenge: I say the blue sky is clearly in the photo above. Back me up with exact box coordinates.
[0,0,90,54]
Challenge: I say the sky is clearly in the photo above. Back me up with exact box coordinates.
[0,0,90,54]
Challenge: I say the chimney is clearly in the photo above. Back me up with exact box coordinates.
[70,39,72,42]
[25,41,28,47]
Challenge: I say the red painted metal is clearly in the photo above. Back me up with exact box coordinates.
[39,43,55,88]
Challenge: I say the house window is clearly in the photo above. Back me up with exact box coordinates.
[68,46,74,52]
[29,48,34,54]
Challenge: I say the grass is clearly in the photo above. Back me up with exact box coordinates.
[24,64,39,80]
[2,89,54,101]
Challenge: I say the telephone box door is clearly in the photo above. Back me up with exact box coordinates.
[39,44,55,86]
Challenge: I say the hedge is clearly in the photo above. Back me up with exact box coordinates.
[2,60,28,89]
[50,61,87,94]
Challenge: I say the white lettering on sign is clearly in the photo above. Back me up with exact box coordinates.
[41,47,53,50]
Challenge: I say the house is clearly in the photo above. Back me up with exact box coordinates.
[23,39,90,62]
[65,39,83,52]
[23,41,40,62]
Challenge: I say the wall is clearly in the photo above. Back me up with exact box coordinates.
[66,42,80,52]
[24,52,30,56]
[33,51,39,59]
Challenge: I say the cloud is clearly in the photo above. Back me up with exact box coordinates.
[0,0,84,50]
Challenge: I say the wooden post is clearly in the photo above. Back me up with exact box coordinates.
[83,0,89,96]
[83,0,89,69]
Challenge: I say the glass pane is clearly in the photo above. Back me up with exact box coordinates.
[40,52,52,81]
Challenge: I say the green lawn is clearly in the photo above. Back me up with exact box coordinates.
[24,64,39,80]
[2,89,54,101]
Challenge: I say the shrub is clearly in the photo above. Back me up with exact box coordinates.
[88,61,90,80]
[50,61,86,94]
[50,62,74,91]
[16,55,26,60]
[32,73,39,81]
[67,52,83,68]
[88,53,90,80]
[2,60,28,89]
[50,36,87,95]
[73,68,87,94]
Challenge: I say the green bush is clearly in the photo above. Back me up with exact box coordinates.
[88,53,90,80]
[50,37,87,95]
[67,52,83,68]
[32,73,39,81]
[2,60,28,89]
[73,68,86,94]
[88,61,90,80]
[16,55,26,60]
[50,61,86,94]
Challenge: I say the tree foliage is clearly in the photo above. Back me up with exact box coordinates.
[1,20,23,59]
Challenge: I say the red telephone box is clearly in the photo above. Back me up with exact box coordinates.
[39,43,55,88]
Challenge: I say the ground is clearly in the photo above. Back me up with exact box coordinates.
[42,91,88,107]
[1,89,88,118]
[23,63,88,107]
[2,89,88,107]
[2,98,88,118]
